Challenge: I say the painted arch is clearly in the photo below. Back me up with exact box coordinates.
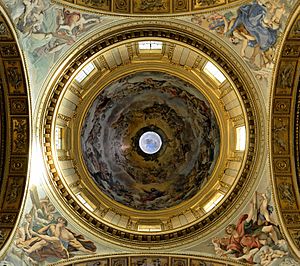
[0,8,30,254]
[270,9,300,258]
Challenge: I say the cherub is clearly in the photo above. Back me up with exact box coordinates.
[22,0,42,26]
[260,246,288,266]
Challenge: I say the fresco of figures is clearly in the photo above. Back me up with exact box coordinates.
[211,190,299,265]
[2,185,96,265]
[191,0,295,71]
[81,71,220,211]
[2,0,103,91]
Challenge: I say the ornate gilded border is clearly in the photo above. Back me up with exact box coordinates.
[65,61,240,229]
[0,12,30,251]
[49,253,247,266]
[54,0,245,16]
[41,23,262,247]
[271,12,300,258]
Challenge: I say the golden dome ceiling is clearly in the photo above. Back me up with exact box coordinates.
[37,18,267,248]
[1,0,300,263]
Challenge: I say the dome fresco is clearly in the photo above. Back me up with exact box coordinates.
[81,71,220,211]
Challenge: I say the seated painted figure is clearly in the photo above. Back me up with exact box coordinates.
[227,1,277,51]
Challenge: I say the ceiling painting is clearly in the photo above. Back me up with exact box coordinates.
[0,0,299,264]
[186,177,300,265]
[81,71,220,211]
[15,186,96,263]
[186,0,297,97]
[189,0,293,70]
[1,0,107,104]
[210,190,294,265]
[39,25,262,246]
[1,175,299,265]
[0,183,126,265]
[1,0,297,106]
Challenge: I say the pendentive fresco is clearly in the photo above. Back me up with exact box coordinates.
[210,191,297,265]
[1,186,299,265]
[189,0,296,88]
[1,185,99,265]
[0,0,297,102]
[191,0,287,69]
[1,0,104,101]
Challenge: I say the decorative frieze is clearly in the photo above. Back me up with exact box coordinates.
[271,14,300,256]
[272,117,289,155]
[9,157,27,173]
[273,98,291,114]
[275,61,297,96]
[4,60,25,94]
[283,43,300,57]
[55,0,240,14]
[0,14,30,251]
[276,177,298,210]
[0,43,18,57]
[11,118,28,154]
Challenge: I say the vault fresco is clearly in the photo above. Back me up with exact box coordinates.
[1,0,297,104]
[81,71,220,211]
[1,0,300,264]
[40,25,261,245]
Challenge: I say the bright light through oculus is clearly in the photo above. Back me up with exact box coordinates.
[139,131,162,154]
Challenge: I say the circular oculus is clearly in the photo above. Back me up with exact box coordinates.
[139,131,162,154]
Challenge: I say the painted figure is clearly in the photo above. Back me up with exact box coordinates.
[11,187,97,263]
[192,0,287,69]
[212,192,289,264]
[225,1,280,67]
[22,217,96,260]
[3,0,102,91]
[15,214,34,247]
[57,8,101,37]
[81,72,220,211]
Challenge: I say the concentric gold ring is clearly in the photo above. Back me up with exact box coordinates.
[40,23,263,248]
